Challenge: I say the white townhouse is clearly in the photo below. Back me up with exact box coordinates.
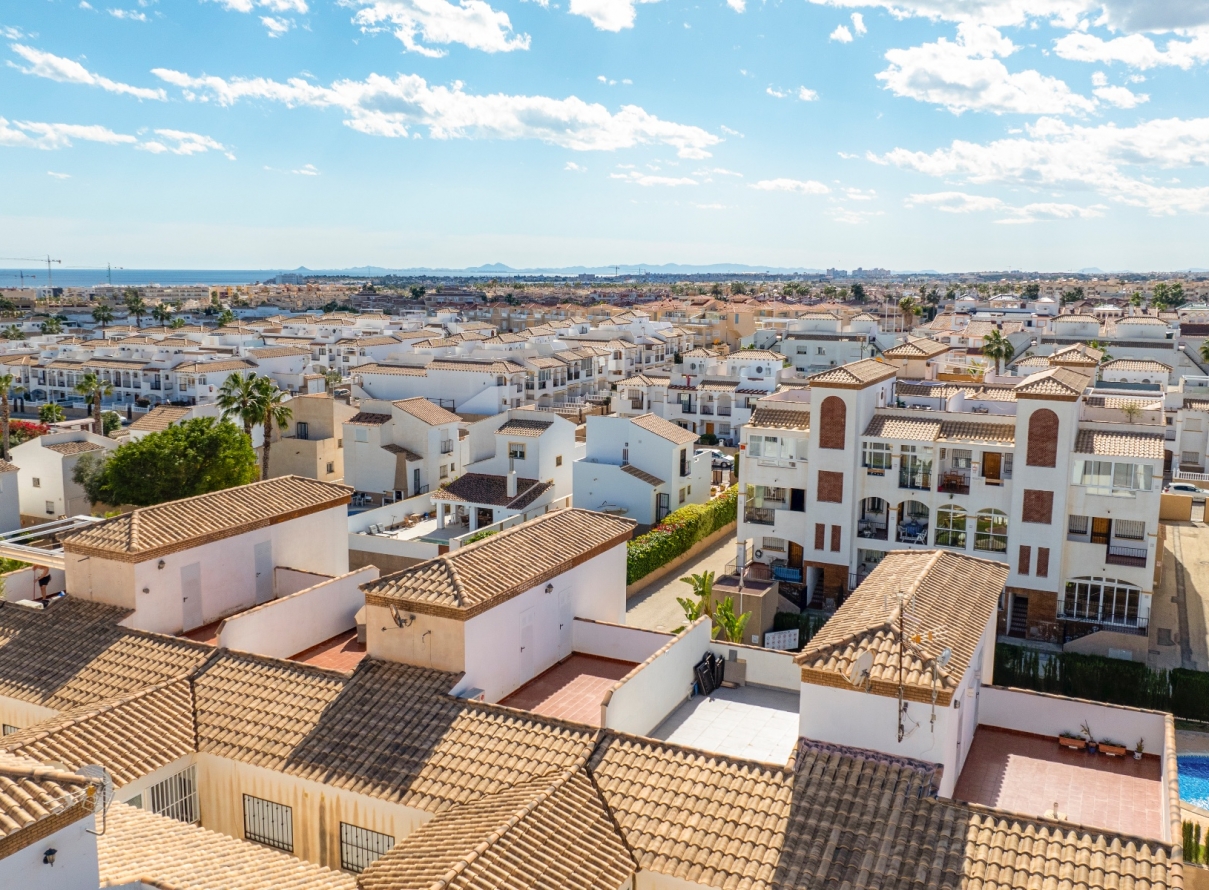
[11,430,119,522]
[738,357,1164,658]
[354,357,529,415]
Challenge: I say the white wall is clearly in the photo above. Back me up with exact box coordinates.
[347,493,434,533]
[0,469,20,531]
[0,811,99,890]
[977,686,1167,754]
[706,641,798,691]
[0,693,58,734]
[274,567,333,598]
[603,619,713,737]
[2,566,66,602]
[217,568,379,659]
[572,619,672,663]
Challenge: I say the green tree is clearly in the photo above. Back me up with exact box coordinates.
[216,372,265,442]
[255,377,292,480]
[217,309,237,326]
[123,288,146,328]
[1,325,24,341]
[981,329,1015,375]
[39,318,63,335]
[713,596,751,644]
[730,281,747,295]
[324,369,343,392]
[677,571,716,630]
[409,285,426,300]
[1129,291,1143,309]
[0,374,22,459]
[92,304,115,332]
[1022,283,1041,300]
[1198,339,1209,367]
[897,296,919,328]
[170,317,186,329]
[101,410,122,436]
[72,417,258,507]
[39,403,65,424]
[1060,286,1085,305]
[151,303,174,327]
[850,282,867,303]
[74,371,113,437]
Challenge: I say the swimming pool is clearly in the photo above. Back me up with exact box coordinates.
[1180,754,1209,810]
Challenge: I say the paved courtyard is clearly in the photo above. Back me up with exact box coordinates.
[500,654,636,726]
[1152,519,1209,670]
[650,684,800,765]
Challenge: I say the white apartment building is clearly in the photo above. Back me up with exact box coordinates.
[354,357,529,414]
[573,413,708,527]
[738,358,1164,657]
[10,430,118,522]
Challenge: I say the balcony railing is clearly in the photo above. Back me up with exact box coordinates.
[700,405,714,415]
[440,440,454,454]
[680,405,697,414]
[1106,544,1148,567]
[1059,614,1149,638]
[937,471,970,495]
[717,407,732,416]
[973,536,1008,553]
[744,507,776,525]
[857,522,888,540]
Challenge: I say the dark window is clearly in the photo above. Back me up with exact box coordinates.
[819,396,846,449]
[1026,408,1059,468]
[340,822,395,873]
[1018,545,1031,575]
[243,795,293,852]
[295,421,309,440]
[790,488,805,512]
[149,766,199,825]
[679,449,688,477]
[814,523,825,551]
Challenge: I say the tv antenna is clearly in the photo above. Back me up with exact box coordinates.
[1,256,61,292]
[885,590,949,742]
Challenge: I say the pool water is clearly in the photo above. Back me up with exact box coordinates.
[1180,754,1209,810]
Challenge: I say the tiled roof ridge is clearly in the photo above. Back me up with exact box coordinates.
[202,645,363,683]
[0,756,101,790]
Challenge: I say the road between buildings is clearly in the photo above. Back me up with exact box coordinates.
[625,532,738,632]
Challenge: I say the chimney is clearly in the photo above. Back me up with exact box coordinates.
[507,469,517,498]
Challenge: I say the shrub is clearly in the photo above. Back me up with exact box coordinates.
[626,486,737,584]
[463,528,499,545]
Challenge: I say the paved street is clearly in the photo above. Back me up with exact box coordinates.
[625,532,738,632]
[1152,518,1209,671]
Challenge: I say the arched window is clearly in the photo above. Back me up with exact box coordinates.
[896,501,929,544]
[936,505,967,548]
[1027,408,1059,468]
[819,396,846,450]
[974,509,1008,553]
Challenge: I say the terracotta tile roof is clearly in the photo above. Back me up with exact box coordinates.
[1013,355,1051,369]
[964,384,1018,402]
[882,337,951,359]
[797,550,1008,706]
[730,349,784,362]
[631,413,699,445]
[526,355,565,369]
[351,334,406,346]
[1101,358,1172,373]
[938,420,1016,443]
[381,443,423,461]
[430,473,552,510]
[129,405,191,432]
[620,463,664,486]
[0,459,17,473]
[1052,314,1102,324]
[42,440,105,455]
[0,678,196,788]
[430,358,527,375]
[1013,367,1090,400]
[170,358,259,374]
[98,802,356,890]
[698,378,738,392]
[193,655,597,811]
[496,418,554,437]
[1117,315,1169,326]
[1075,429,1165,459]
[0,598,212,711]
[615,374,667,388]
[357,363,429,376]
[347,411,392,425]
[1086,395,1163,410]
[0,752,97,849]
[894,382,961,399]
[589,732,792,888]
[363,509,634,619]
[0,353,38,365]
[60,476,352,563]
[808,358,896,388]
[862,414,941,441]
[84,357,153,370]
[249,346,313,359]
[1051,343,1105,364]
[359,769,634,890]
[750,406,810,431]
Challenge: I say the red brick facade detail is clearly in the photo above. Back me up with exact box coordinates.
[1026,408,1059,467]
[1036,547,1050,577]
[830,525,841,552]
[1022,489,1054,524]
[814,523,825,551]
[819,397,847,450]
[817,470,844,503]
[1018,544,1031,575]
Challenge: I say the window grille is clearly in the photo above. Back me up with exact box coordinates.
[762,537,786,551]
[1068,515,1089,535]
[1115,519,1146,541]
[1,724,18,735]
[340,822,395,873]
[243,794,293,852]
[149,765,199,824]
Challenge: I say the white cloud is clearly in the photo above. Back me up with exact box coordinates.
[693,202,727,209]
[261,15,293,34]
[851,11,866,33]
[137,129,236,158]
[906,190,1005,211]
[9,44,167,100]
[830,206,883,224]
[0,116,138,149]
[844,186,877,200]
[995,201,1107,223]
[830,24,853,41]
[751,178,830,194]
[727,0,745,11]
[567,0,660,31]
[698,166,742,176]
[798,86,819,100]
[47,170,71,179]
[877,23,1096,114]
[292,162,319,174]
[1054,30,1209,69]
[79,1,94,8]
[153,68,721,158]
[565,160,586,170]
[806,0,1209,32]
[347,0,529,57]
[1093,82,1148,107]
[108,8,149,20]
[720,124,744,136]
[766,86,789,98]
[208,0,308,11]
[0,27,25,39]
[874,115,1209,214]
[610,170,697,185]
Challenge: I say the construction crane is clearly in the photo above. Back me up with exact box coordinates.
[0,256,62,292]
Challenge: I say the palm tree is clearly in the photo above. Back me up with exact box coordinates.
[123,288,146,328]
[151,303,173,327]
[981,329,1015,375]
[169,317,186,330]
[215,372,265,442]
[0,374,23,459]
[39,403,65,424]
[897,296,919,332]
[255,377,292,480]
[1,325,24,341]
[39,318,63,336]
[74,371,113,436]
[1198,339,1209,367]
[92,304,115,333]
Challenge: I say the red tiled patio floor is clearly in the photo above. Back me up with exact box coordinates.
[289,630,367,672]
[178,620,222,645]
[500,654,637,727]
[953,726,1163,839]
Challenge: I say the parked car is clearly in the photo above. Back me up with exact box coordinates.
[1165,482,1206,502]
[696,448,733,469]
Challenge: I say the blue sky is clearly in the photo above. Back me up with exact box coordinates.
[2,0,1208,271]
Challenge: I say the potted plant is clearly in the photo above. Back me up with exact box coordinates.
[1058,730,1085,750]
[1099,739,1128,757]
[1135,739,1145,761]
[1080,720,1098,754]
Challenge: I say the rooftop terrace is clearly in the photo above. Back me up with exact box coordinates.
[501,654,637,727]
[650,683,800,764]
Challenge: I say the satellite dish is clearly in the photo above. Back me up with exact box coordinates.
[937,648,953,669]
[848,650,873,687]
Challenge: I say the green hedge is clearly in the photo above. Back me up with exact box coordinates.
[994,642,1209,721]
[626,486,738,585]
